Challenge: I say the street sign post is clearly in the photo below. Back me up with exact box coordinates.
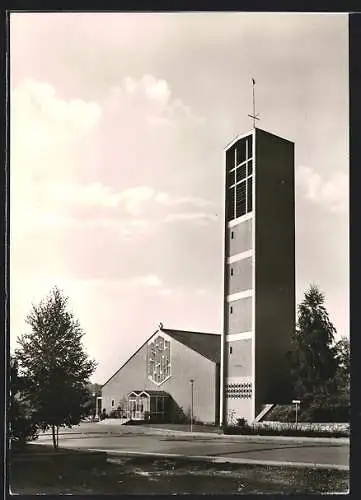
[292,400,301,425]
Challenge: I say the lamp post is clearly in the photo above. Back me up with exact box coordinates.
[190,379,194,433]
[292,400,301,426]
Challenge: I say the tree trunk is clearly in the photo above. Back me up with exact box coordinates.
[51,424,57,450]
[56,425,59,448]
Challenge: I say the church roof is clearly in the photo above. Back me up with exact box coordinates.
[162,329,220,364]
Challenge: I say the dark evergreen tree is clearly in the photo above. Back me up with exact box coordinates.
[272,286,349,423]
[15,287,97,449]
[291,285,338,403]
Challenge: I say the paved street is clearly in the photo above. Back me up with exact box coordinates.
[36,423,349,468]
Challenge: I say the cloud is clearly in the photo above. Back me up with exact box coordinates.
[16,180,215,231]
[164,212,218,224]
[11,79,103,235]
[297,166,348,213]
[131,274,162,288]
[40,181,122,209]
[10,76,210,239]
[155,192,214,208]
[120,189,214,217]
[11,75,211,231]
[11,79,101,177]
[129,75,171,105]
[104,75,204,131]
[122,75,171,103]
[117,186,155,216]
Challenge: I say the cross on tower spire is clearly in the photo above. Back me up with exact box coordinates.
[248,78,260,128]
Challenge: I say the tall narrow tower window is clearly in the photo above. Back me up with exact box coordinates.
[227,186,235,220]
[247,177,253,212]
[236,182,247,218]
[236,142,246,165]
[246,135,252,158]
[236,164,247,182]
[227,169,235,187]
[226,135,253,222]
[247,160,253,176]
[226,148,236,171]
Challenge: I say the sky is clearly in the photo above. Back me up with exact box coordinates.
[10,12,349,384]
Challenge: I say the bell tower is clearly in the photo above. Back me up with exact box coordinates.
[220,127,295,424]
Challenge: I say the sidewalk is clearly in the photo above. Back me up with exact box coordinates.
[37,421,350,445]
[101,449,349,472]
[141,426,350,444]
[92,419,350,443]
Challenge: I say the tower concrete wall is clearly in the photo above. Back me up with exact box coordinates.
[254,129,295,414]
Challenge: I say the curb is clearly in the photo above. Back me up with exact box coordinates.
[94,449,349,472]
[36,428,349,445]
[145,427,350,444]
[38,431,105,438]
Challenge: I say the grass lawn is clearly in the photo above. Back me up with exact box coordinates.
[9,447,349,495]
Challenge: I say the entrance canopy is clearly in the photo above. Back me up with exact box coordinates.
[127,390,169,421]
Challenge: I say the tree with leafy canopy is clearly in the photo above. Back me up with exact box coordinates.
[334,337,350,378]
[15,287,97,449]
[333,336,350,404]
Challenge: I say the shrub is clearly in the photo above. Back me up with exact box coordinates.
[236,418,248,428]
[265,403,350,423]
[9,358,39,447]
[222,421,349,438]
[9,396,39,446]
[108,410,119,419]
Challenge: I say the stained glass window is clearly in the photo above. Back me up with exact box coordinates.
[147,336,171,384]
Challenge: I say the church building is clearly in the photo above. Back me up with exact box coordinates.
[101,326,220,424]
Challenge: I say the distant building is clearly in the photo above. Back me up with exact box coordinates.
[222,127,295,425]
[101,327,220,424]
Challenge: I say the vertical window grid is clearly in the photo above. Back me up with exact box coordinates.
[226,136,253,222]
